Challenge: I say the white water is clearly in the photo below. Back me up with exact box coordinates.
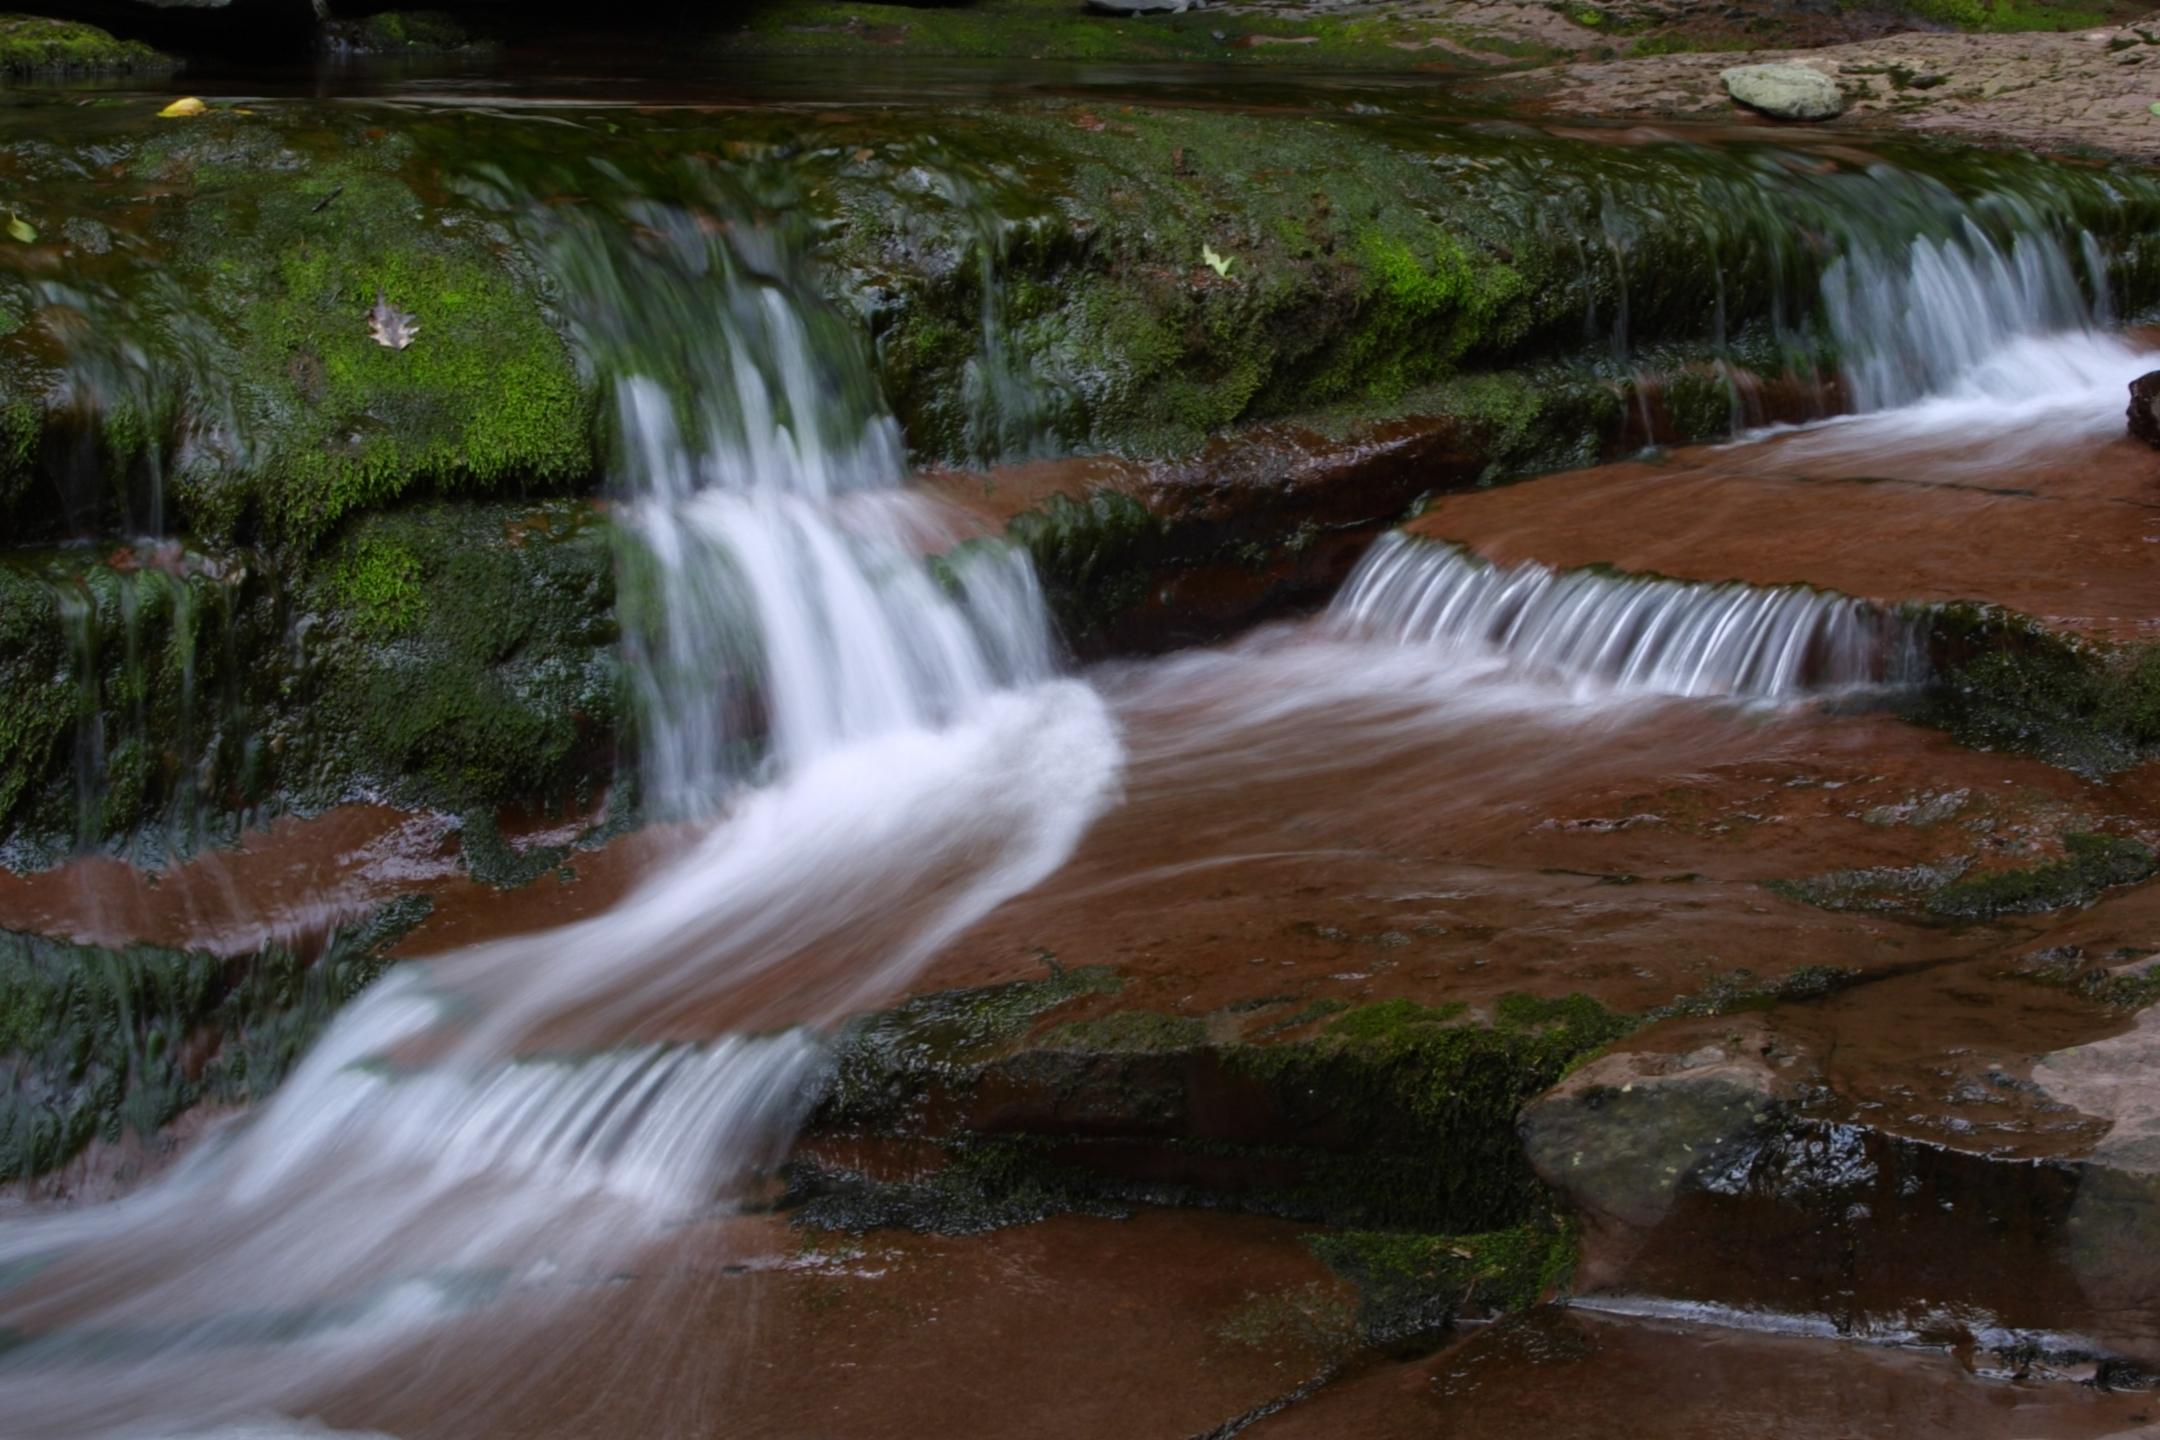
[0,208,1122,1437]
[1331,536,1914,700]
[1779,221,2160,460]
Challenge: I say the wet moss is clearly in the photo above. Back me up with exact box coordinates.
[810,985,1636,1234]
[1005,490,1170,646]
[819,963,1125,1130]
[0,17,171,76]
[731,0,1555,69]
[1927,833,2156,921]
[0,548,274,867]
[0,500,620,864]
[0,894,430,1182]
[1875,0,2122,32]
[1912,607,2160,777]
[288,501,620,818]
[1306,1221,1575,1345]
[322,11,489,55]
[784,1138,1129,1236]
[1040,1009,1209,1054]
[1769,835,2156,922]
[1,107,592,553]
[1644,964,1867,1019]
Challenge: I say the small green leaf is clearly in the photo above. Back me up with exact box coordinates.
[2150,101,2160,116]
[1202,243,1234,278]
[5,215,33,244]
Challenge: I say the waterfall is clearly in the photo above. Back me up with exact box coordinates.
[1822,219,2129,414]
[0,176,1122,1436]
[1331,535,1918,700]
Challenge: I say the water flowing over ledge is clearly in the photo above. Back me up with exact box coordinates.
[1330,535,1923,701]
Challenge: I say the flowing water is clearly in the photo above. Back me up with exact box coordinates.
[1331,536,1917,700]
[0,141,1122,1438]
[3,84,2160,1440]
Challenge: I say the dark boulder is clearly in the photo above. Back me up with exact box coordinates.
[2130,371,2160,450]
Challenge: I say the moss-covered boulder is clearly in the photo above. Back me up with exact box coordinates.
[0,895,429,1182]
[0,500,618,865]
[0,15,173,76]
[802,982,1636,1234]
[0,103,592,553]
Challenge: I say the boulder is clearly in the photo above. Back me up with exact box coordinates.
[2130,371,2160,450]
[1720,62,1847,122]
[1519,1019,1795,1231]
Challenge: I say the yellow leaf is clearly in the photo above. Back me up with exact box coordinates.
[158,97,207,118]
[5,215,33,244]
[1202,243,1234,278]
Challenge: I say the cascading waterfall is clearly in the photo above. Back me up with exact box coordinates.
[1331,536,1918,700]
[0,170,1121,1437]
[1820,217,2139,416]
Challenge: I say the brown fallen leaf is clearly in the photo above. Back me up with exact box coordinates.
[367,290,419,350]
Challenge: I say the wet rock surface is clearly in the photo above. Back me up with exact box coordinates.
[1253,1305,2160,1439]
[6,32,2160,1439]
[2132,371,2160,449]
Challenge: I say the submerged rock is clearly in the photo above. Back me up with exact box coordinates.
[2131,370,2160,449]
[1519,1019,1793,1231]
[1720,61,1846,121]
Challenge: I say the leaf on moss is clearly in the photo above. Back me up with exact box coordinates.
[4,215,32,244]
[1202,243,1234,277]
[367,290,420,350]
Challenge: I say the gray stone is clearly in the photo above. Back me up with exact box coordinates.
[1720,62,1847,122]
[1520,1021,1793,1230]
[1085,0,1194,14]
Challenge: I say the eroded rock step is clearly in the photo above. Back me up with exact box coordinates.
[1251,1304,2160,1440]
[1403,391,2160,643]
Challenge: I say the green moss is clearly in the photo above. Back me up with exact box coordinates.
[1769,835,2155,922]
[331,533,425,638]
[783,1137,1129,1236]
[1040,1009,1208,1054]
[814,983,1637,1234]
[0,895,430,1181]
[0,500,620,864]
[327,11,485,53]
[1873,0,2120,32]
[1005,490,1169,645]
[454,808,569,890]
[292,502,620,817]
[1645,964,1865,1019]
[1307,1221,1574,1344]
[0,16,170,75]
[731,0,1557,69]
[1927,834,2156,921]
[818,964,1125,1130]
[1912,608,2160,777]
[236,175,592,550]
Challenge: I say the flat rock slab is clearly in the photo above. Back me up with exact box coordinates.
[1249,1306,2160,1439]
[1721,61,1846,120]
[1505,23,2160,163]
[1405,404,2160,643]
[294,1209,1350,1437]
